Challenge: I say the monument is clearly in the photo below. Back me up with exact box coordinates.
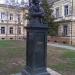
[22,0,50,75]
[21,0,61,75]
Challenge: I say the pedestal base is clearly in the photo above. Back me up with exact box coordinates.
[11,68,61,75]
[22,68,61,75]
[22,67,50,75]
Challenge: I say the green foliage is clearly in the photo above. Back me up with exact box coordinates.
[42,0,59,36]
[63,51,75,58]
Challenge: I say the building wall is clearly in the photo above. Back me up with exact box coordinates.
[52,0,75,44]
[53,0,72,21]
[0,5,28,40]
[72,0,75,16]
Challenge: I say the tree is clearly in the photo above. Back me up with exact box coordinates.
[42,0,59,36]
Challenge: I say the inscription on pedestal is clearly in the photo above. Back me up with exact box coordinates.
[34,32,45,68]
[27,31,46,68]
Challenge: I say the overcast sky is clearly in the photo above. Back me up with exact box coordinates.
[0,0,4,3]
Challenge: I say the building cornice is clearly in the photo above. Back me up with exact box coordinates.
[0,4,27,10]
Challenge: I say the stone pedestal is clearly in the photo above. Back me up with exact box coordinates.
[22,68,49,75]
[22,24,50,75]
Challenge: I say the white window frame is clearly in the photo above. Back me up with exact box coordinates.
[9,27,13,34]
[10,13,13,21]
[1,12,6,20]
[17,27,21,34]
[56,7,60,18]
[1,27,5,34]
[64,5,69,16]
[63,24,68,36]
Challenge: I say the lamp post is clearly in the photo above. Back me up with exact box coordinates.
[22,0,50,75]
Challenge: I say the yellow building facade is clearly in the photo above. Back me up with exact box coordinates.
[51,0,75,45]
[0,4,28,40]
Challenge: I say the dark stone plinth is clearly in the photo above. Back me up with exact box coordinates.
[22,67,49,75]
[22,24,50,75]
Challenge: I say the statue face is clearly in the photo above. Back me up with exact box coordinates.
[32,0,39,5]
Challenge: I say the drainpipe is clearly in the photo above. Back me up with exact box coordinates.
[71,0,73,45]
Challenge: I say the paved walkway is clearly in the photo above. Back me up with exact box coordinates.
[47,43,75,50]
[11,73,21,75]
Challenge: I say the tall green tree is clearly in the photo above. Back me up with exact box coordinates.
[42,0,59,36]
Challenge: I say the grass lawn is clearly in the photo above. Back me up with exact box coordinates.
[47,46,75,75]
[0,40,26,75]
[0,40,75,75]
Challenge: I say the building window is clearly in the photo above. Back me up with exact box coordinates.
[9,27,13,34]
[56,7,59,18]
[1,27,5,34]
[63,25,68,36]
[17,27,21,34]
[1,12,6,20]
[17,14,20,22]
[64,5,69,16]
[10,14,13,20]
